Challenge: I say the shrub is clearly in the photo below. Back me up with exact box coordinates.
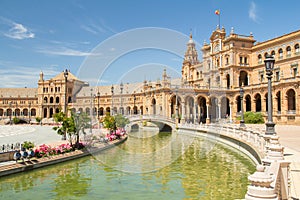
[22,141,35,150]
[36,117,42,123]
[13,117,20,124]
[237,111,264,124]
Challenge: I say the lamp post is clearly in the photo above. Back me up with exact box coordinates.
[111,85,114,115]
[29,102,31,123]
[62,69,68,140]
[239,86,245,127]
[90,88,93,134]
[120,82,123,115]
[133,94,136,115]
[96,91,100,119]
[264,55,276,135]
[175,86,179,123]
[9,102,12,125]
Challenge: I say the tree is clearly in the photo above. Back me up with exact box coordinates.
[53,111,91,147]
[102,112,116,132]
[73,111,90,148]
[114,114,129,128]
[53,112,76,146]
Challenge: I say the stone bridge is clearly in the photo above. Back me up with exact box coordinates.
[127,115,176,132]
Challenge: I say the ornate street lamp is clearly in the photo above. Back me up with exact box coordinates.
[239,86,245,127]
[111,85,114,115]
[96,91,100,119]
[9,101,12,125]
[120,82,123,115]
[264,55,276,135]
[62,69,68,140]
[29,102,31,123]
[133,94,136,115]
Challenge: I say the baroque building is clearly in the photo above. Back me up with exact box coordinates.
[0,26,299,125]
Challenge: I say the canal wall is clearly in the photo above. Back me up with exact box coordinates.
[177,126,262,165]
[0,136,127,177]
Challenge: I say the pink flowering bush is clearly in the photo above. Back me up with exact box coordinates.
[34,143,82,158]
[104,128,126,142]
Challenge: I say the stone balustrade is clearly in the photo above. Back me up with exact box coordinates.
[128,115,291,199]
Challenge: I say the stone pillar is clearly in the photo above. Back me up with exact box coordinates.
[263,135,284,164]
[245,165,277,200]
[193,98,197,124]
[206,103,210,124]
[229,102,233,123]
[218,103,221,120]
[181,101,186,123]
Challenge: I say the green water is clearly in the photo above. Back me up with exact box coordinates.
[0,129,255,200]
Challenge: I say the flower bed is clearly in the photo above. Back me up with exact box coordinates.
[34,142,85,158]
[105,128,126,141]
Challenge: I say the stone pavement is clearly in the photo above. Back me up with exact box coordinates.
[247,124,300,199]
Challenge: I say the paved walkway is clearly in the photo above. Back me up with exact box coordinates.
[247,124,300,199]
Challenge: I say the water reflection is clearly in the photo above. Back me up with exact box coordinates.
[0,129,255,200]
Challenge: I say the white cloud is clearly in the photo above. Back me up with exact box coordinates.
[37,47,102,57]
[249,2,258,23]
[0,17,35,39]
[0,64,61,88]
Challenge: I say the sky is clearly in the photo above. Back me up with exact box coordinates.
[0,0,300,88]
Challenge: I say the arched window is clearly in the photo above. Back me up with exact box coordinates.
[226,74,230,89]
[286,46,291,57]
[254,94,261,112]
[55,97,59,103]
[258,54,262,64]
[239,71,249,86]
[287,89,296,113]
[276,91,281,114]
[295,44,299,54]
[271,50,275,57]
[278,48,283,59]
[245,95,251,112]
[50,97,54,103]
[264,52,268,58]
[44,97,48,103]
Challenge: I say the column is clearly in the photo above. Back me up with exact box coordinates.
[218,103,221,120]
[194,103,197,124]
[181,101,186,123]
[206,103,210,124]
[229,103,233,123]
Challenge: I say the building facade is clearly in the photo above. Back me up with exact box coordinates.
[0,27,299,124]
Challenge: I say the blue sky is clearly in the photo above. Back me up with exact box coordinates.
[0,0,300,88]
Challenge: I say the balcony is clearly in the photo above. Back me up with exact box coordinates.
[286,110,296,114]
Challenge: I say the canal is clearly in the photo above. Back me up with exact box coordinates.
[0,128,255,199]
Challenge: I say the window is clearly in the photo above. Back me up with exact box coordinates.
[240,56,243,64]
[258,54,262,64]
[278,48,283,59]
[286,46,291,57]
[244,57,248,64]
[275,71,280,81]
[271,50,275,57]
[226,57,229,65]
[260,74,264,82]
[295,44,300,54]
[264,52,268,58]
[293,68,297,78]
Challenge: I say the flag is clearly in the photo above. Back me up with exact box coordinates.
[215,9,220,15]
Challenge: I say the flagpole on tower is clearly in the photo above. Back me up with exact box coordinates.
[215,9,221,28]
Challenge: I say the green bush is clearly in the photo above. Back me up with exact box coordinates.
[36,117,42,122]
[237,112,264,124]
[22,141,35,150]
[13,117,20,124]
